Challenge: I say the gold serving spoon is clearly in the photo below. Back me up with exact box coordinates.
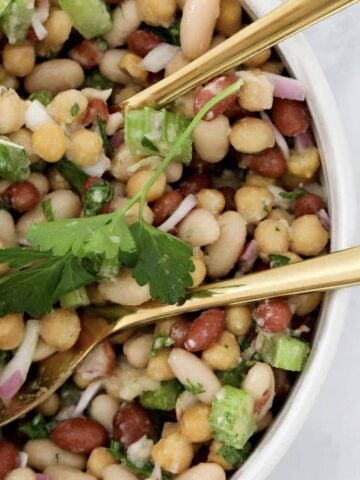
[1,0,359,426]
[1,246,360,426]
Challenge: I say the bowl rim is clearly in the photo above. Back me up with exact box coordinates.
[232,1,357,479]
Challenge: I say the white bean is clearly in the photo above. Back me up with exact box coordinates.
[90,394,120,433]
[168,349,221,404]
[44,465,96,480]
[242,362,275,421]
[28,172,50,198]
[25,439,86,471]
[100,50,132,84]
[178,208,220,247]
[165,161,183,183]
[5,468,36,480]
[123,333,154,368]
[103,464,138,480]
[205,211,247,277]
[0,209,17,246]
[105,0,141,47]
[180,0,221,59]
[24,59,85,94]
[193,115,230,163]
[176,463,226,480]
[99,268,151,306]
[32,338,57,362]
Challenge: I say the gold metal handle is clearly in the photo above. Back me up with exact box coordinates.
[121,0,359,111]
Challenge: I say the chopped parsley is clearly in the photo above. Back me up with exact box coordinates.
[19,414,56,440]
[71,103,80,117]
[184,379,205,394]
[151,336,175,356]
[42,199,54,222]
[279,187,307,201]
[218,442,252,468]
[269,254,291,269]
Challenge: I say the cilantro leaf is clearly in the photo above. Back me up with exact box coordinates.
[97,116,114,156]
[0,247,53,268]
[108,441,156,478]
[130,221,194,305]
[269,254,291,269]
[216,362,248,388]
[149,18,181,45]
[184,379,205,394]
[83,178,114,217]
[218,442,252,468]
[279,187,307,201]
[151,336,175,356]
[71,103,80,116]
[56,157,89,194]
[19,414,56,440]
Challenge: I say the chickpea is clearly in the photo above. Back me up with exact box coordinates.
[32,339,57,362]
[123,334,154,369]
[67,129,103,167]
[136,0,177,27]
[178,208,221,247]
[90,394,120,432]
[261,60,284,75]
[99,269,151,306]
[179,403,213,442]
[216,0,242,36]
[32,124,67,163]
[235,186,274,224]
[73,370,92,389]
[165,161,183,183]
[147,348,175,381]
[246,173,276,188]
[225,305,253,336]
[294,292,322,316]
[202,331,240,371]
[165,52,190,77]
[28,172,50,198]
[0,65,19,89]
[190,249,207,288]
[115,83,142,104]
[193,115,230,163]
[0,89,26,134]
[287,147,321,179]
[152,433,193,474]
[208,441,233,470]
[40,308,81,352]
[110,329,135,345]
[40,10,73,52]
[0,210,16,246]
[111,197,154,225]
[48,90,88,124]
[48,167,71,191]
[155,319,175,337]
[281,170,311,191]
[230,118,275,154]
[5,468,36,480]
[119,53,148,82]
[110,145,142,182]
[172,89,198,119]
[0,313,24,350]
[100,49,132,84]
[238,70,274,112]
[290,215,329,256]
[9,129,40,163]
[254,219,290,259]
[38,393,61,417]
[103,464,138,480]
[244,48,272,68]
[268,208,294,225]
[162,422,179,438]
[87,448,116,478]
[126,170,166,202]
[3,41,35,77]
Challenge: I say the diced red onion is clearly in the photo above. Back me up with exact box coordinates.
[0,320,40,405]
[19,451,28,468]
[111,129,125,149]
[294,130,314,151]
[31,0,50,41]
[141,43,181,73]
[36,475,49,480]
[158,194,198,232]
[260,111,290,160]
[265,73,307,101]
[236,240,259,276]
[316,209,331,231]
[72,379,103,418]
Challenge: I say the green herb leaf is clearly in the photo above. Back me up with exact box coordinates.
[56,157,89,194]
[71,102,80,117]
[83,178,114,217]
[42,198,55,222]
[97,116,114,156]
[19,414,56,440]
[141,136,160,154]
[83,68,114,90]
[108,441,155,478]
[0,247,53,268]
[218,442,252,468]
[29,90,54,106]
[184,379,205,394]
[131,221,194,304]
[279,187,307,201]
[0,137,30,181]
[269,254,291,269]
[151,336,175,356]
[149,18,181,45]
[60,380,82,406]
[216,362,248,388]
[0,350,12,365]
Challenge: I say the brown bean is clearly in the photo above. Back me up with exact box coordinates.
[179,173,211,196]
[271,98,310,137]
[273,368,291,398]
[127,29,163,57]
[152,190,183,226]
[294,193,325,218]
[218,186,236,211]
[51,418,108,454]
[113,403,155,447]
[0,440,19,480]
[253,300,292,333]
[170,318,192,348]
[194,74,238,121]
[250,147,287,179]
[184,309,225,352]
[1,181,40,213]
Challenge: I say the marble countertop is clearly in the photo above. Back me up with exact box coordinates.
[269,5,360,480]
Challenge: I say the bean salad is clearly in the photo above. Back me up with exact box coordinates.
[0,0,331,479]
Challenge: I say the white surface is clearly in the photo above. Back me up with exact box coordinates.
[269,6,360,480]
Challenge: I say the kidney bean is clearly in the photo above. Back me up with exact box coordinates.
[179,173,211,196]
[51,418,108,454]
[69,40,104,70]
[81,99,109,127]
[147,71,165,85]
[188,154,213,174]
[273,368,291,398]
[1,181,40,213]
[127,30,163,57]
[110,130,125,150]
[0,440,19,480]
[271,98,310,137]
[184,309,225,352]
[294,193,325,218]
[194,74,239,121]
[152,190,183,226]
[253,299,292,333]
[113,403,155,447]
[250,147,287,178]
[170,317,192,348]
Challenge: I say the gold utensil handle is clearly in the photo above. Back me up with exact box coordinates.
[115,247,360,331]
[121,0,359,111]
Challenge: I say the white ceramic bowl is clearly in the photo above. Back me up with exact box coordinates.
[233,1,357,479]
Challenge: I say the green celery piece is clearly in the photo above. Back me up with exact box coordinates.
[59,0,112,39]
[1,0,35,44]
[0,0,12,16]
[0,137,30,181]
[209,386,257,450]
[60,287,90,309]
[125,107,192,164]
[257,333,310,372]
[140,380,183,411]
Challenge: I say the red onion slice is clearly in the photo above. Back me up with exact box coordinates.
[36,475,49,480]
[72,379,103,418]
[316,208,331,231]
[0,320,40,404]
[158,194,198,232]
[265,73,307,101]
[236,239,259,276]
[141,43,181,73]
[294,130,314,151]
[260,111,290,160]
[19,451,28,468]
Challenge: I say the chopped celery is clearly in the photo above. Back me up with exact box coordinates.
[29,91,54,107]
[256,333,310,372]
[140,380,183,411]
[59,0,112,39]
[0,137,30,181]
[209,386,257,450]
[216,362,247,388]
[1,0,35,44]
[59,287,90,309]
[125,107,192,164]
[0,0,12,16]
